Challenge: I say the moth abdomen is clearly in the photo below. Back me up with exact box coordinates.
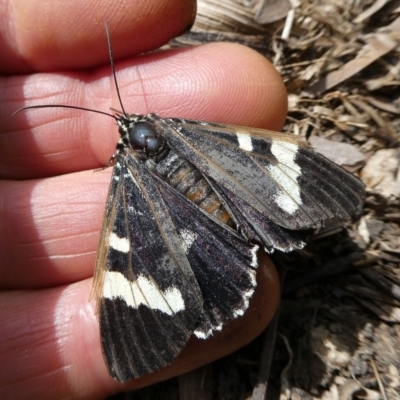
[155,149,234,226]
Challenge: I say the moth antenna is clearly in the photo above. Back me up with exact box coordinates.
[12,104,116,120]
[105,22,127,117]
[13,24,123,122]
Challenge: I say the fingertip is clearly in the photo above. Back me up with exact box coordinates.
[117,42,287,131]
[194,42,287,130]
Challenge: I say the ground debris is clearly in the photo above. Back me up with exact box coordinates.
[362,149,400,198]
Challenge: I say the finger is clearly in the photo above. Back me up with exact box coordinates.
[0,254,279,399]
[1,0,196,73]
[0,169,109,289]
[3,43,287,180]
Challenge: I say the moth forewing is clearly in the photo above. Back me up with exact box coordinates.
[154,119,311,228]
[91,162,123,315]
[164,117,364,229]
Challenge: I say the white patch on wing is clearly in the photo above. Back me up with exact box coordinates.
[109,232,130,253]
[233,284,255,318]
[112,163,121,181]
[127,205,143,216]
[267,141,302,214]
[193,330,208,339]
[236,131,253,151]
[250,244,259,268]
[179,229,198,254]
[103,271,185,315]
[233,264,257,317]
[123,167,141,190]
[194,322,223,340]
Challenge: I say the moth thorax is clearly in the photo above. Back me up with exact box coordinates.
[155,151,235,228]
[128,121,165,156]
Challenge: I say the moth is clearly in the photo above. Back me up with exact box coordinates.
[15,27,365,382]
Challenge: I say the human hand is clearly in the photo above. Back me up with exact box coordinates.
[1,0,284,398]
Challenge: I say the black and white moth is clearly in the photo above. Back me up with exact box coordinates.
[15,28,365,383]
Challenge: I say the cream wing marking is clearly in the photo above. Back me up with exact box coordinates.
[103,271,186,315]
[109,232,131,253]
[236,131,253,151]
[267,141,302,214]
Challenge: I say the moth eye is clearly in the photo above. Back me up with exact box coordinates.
[128,121,163,154]
[145,136,164,154]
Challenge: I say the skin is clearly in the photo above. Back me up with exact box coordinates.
[1,0,287,398]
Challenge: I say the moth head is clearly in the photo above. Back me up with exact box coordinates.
[118,118,166,157]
